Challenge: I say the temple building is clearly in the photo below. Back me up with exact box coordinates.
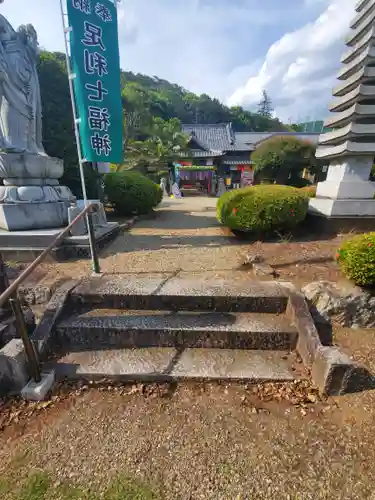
[173,123,319,195]
[310,0,375,220]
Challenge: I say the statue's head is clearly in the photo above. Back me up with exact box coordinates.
[18,24,39,55]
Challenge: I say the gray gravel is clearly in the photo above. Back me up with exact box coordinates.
[1,379,374,500]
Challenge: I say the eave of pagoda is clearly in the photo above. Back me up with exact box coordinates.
[316,140,375,159]
[329,83,375,112]
[318,122,375,145]
[337,45,375,81]
[324,103,375,128]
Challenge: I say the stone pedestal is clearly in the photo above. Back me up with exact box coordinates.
[309,156,375,219]
[0,153,76,231]
[68,200,108,236]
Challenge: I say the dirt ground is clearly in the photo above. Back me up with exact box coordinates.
[1,327,375,500]
[16,197,345,290]
[2,198,375,499]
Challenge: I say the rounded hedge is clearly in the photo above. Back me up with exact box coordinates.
[336,232,375,286]
[220,185,309,234]
[300,185,316,198]
[104,171,162,216]
[216,188,251,223]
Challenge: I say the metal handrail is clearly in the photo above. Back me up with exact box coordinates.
[0,203,101,384]
[0,203,98,309]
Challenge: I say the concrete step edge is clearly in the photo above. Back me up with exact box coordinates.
[47,348,302,383]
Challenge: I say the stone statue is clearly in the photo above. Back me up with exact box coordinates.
[0,19,44,153]
[0,4,76,231]
[160,177,168,197]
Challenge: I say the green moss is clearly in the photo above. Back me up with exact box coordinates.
[0,471,160,500]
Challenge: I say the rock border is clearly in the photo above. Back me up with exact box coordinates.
[286,289,356,395]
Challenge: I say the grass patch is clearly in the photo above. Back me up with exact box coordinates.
[0,471,160,500]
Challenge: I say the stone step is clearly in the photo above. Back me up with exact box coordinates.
[69,275,290,313]
[56,311,298,351]
[47,348,301,383]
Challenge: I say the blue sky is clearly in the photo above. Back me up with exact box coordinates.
[1,0,357,122]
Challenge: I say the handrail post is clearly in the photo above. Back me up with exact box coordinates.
[9,296,41,383]
[0,251,10,312]
[86,210,100,274]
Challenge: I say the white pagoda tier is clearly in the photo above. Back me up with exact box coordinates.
[310,0,375,218]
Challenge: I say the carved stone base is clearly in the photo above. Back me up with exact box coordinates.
[0,153,64,186]
[0,201,69,231]
[0,185,75,204]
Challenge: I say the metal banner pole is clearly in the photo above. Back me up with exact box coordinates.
[59,0,100,274]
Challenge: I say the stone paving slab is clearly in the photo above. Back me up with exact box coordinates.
[171,349,296,381]
[49,348,177,380]
[158,275,290,298]
[72,274,171,298]
[48,348,297,382]
[69,274,291,313]
[56,312,297,350]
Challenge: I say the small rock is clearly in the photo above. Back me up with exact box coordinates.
[302,281,375,328]
[243,253,263,266]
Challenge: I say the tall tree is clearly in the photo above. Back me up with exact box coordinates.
[251,135,316,186]
[121,118,189,174]
[257,90,274,118]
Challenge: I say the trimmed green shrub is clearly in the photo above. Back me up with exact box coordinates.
[336,232,375,286]
[221,185,309,234]
[300,185,317,198]
[104,171,162,216]
[216,188,251,223]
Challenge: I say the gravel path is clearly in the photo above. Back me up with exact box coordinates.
[1,363,375,499]
[32,197,343,286]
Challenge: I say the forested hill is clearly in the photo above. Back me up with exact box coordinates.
[120,70,288,132]
[37,51,288,195]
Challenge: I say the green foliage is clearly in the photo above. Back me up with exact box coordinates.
[104,171,162,216]
[336,232,375,286]
[252,135,317,185]
[120,71,288,134]
[220,185,309,234]
[37,50,290,196]
[124,117,189,173]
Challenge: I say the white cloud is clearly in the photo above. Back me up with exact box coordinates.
[228,0,357,121]
[0,0,358,122]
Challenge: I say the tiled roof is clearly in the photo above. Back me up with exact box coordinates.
[249,132,320,146]
[235,132,272,148]
[180,149,223,158]
[223,159,253,165]
[183,123,236,152]
[182,124,320,154]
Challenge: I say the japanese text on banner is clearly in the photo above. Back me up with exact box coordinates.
[67,0,123,163]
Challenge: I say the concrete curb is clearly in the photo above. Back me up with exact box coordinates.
[286,290,356,395]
